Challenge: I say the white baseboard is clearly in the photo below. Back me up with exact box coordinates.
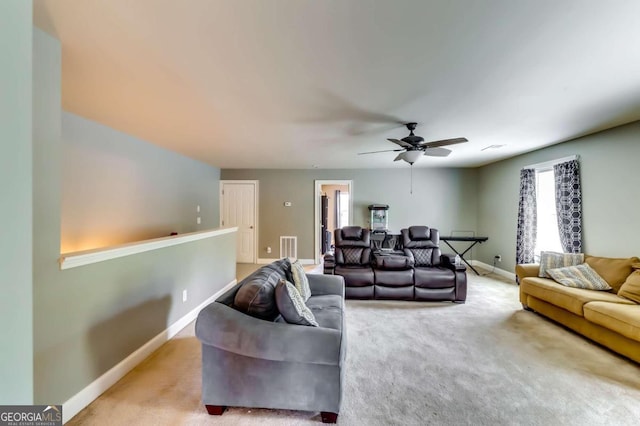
[62,279,237,424]
[471,260,516,281]
[257,258,315,265]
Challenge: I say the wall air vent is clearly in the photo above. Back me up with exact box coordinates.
[280,236,297,260]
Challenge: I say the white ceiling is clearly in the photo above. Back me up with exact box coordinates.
[34,0,640,169]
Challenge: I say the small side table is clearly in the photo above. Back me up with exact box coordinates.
[440,236,489,275]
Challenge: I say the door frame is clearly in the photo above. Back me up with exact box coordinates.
[219,180,259,263]
[314,180,353,264]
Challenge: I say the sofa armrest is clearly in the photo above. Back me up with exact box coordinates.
[441,254,466,272]
[196,301,342,366]
[323,253,335,274]
[307,273,345,297]
[516,263,540,281]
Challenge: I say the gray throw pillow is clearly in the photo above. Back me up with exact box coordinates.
[275,279,319,327]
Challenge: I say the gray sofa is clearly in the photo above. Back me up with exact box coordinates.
[195,259,347,423]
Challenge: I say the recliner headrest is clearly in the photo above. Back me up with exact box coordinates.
[409,226,430,240]
[335,226,370,248]
[341,226,363,240]
[401,226,439,249]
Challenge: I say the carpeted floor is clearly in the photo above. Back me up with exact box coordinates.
[68,267,640,425]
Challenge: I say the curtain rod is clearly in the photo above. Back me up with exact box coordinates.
[523,155,579,171]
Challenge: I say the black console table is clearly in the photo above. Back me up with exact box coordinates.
[440,236,489,275]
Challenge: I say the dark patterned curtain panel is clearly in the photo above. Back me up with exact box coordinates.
[516,168,537,265]
[553,159,582,253]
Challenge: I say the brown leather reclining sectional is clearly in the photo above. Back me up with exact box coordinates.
[324,225,467,302]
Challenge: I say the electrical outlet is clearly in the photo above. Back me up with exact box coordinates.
[494,255,502,262]
[197,216,201,224]
[267,246,272,254]
[182,289,188,302]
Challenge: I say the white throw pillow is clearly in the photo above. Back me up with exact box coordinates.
[538,251,584,278]
[290,258,312,302]
[547,263,612,291]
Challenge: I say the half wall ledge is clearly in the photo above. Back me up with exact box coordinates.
[59,227,238,270]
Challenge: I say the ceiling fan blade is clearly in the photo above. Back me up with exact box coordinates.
[424,147,452,157]
[394,152,405,161]
[358,149,404,155]
[421,137,468,148]
[387,138,413,148]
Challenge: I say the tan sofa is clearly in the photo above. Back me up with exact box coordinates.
[516,255,640,363]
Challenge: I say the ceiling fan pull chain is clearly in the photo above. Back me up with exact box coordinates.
[410,164,413,194]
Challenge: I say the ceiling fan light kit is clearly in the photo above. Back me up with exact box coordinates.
[396,150,423,164]
[358,122,468,165]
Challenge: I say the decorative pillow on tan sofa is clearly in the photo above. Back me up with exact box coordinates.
[538,251,584,278]
[584,255,640,292]
[547,263,612,290]
[618,264,640,304]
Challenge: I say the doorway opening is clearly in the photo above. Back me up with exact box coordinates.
[314,180,353,264]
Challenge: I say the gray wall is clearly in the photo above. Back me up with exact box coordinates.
[477,120,640,273]
[225,120,640,269]
[32,28,235,405]
[221,168,478,260]
[0,0,34,404]
[62,112,220,252]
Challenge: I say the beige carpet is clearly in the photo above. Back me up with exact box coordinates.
[68,268,640,425]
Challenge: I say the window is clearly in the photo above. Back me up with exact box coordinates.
[337,192,350,229]
[534,169,562,257]
[517,155,580,265]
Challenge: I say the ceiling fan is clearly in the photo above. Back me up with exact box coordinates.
[358,122,468,164]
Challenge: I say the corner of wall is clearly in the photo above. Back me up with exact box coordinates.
[0,1,34,404]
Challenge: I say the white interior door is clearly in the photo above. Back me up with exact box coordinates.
[221,182,256,263]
